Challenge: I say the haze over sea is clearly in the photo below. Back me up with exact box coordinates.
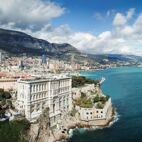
[68,67,142,142]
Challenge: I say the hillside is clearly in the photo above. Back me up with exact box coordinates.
[88,54,142,64]
[0,28,142,65]
[0,28,81,61]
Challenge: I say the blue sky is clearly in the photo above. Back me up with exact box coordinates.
[0,0,142,55]
[52,0,142,34]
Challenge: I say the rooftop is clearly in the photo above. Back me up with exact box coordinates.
[18,75,71,84]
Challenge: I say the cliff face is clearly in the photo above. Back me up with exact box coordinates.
[25,108,53,142]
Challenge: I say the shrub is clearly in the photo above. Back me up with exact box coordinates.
[72,76,100,87]
[96,102,104,109]
[93,95,100,103]
[81,92,86,98]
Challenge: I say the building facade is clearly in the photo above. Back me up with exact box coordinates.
[17,76,72,126]
[78,98,112,121]
[0,78,17,90]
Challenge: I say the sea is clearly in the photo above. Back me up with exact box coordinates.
[67,67,142,142]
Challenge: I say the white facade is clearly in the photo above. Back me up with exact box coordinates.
[17,77,72,126]
[78,98,112,121]
[0,79,17,90]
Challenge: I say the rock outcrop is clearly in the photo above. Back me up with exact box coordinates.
[25,108,54,142]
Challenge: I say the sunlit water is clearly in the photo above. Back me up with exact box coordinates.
[68,67,142,142]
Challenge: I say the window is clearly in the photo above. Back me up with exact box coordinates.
[39,84,41,91]
[53,104,55,113]
[33,85,35,92]
[101,111,103,113]
[36,85,38,92]
[31,85,33,92]
[44,83,46,90]
[33,95,35,100]
[86,112,89,115]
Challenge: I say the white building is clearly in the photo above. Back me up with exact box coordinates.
[16,76,72,126]
[0,78,17,90]
[78,98,112,121]
[73,83,112,122]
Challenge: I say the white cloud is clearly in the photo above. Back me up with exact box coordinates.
[1,5,142,56]
[127,8,135,19]
[0,0,64,29]
[113,13,127,26]
[113,8,135,26]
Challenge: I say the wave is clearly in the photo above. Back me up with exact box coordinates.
[107,111,120,128]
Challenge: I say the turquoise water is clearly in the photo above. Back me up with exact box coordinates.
[68,67,142,142]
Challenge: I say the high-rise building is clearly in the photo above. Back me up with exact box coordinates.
[41,54,47,65]
[19,60,24,70]
[0,52,2,64]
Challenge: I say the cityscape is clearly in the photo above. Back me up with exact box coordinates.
[0,0,142,142]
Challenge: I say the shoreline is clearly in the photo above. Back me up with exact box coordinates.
[69,109,119,135]
[54,107,118,142]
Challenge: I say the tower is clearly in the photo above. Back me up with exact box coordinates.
[41,54,47,65]
[0,52,2,64]
[41,46,47,65]
[19,60,24,70]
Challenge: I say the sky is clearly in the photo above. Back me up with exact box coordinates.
[0,0,142,55]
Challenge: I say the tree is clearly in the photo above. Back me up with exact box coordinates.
[4,91,11,99]
[93,95,100,103]
[81,92,86,98]
[0,108,5,118]
[72,76,100,87]
[6,100,13,109]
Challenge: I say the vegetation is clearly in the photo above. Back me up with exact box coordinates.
[74,92,93,108]
[0,89,13,118]
[0,119,30,142]
[96,102,104,109]
[94,95,110,109]
[0,89,11,101]
[72,76,100,87]
[93,95,110,104]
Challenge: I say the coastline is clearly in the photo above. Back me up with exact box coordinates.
[69,108,119,136]
[52,106,117,142]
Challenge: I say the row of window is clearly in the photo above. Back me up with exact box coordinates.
[31,83,70,93]
[51,80,70,89]
[31,83,48,93]
[31,102,46,112]
[52,87,70,95]
[86,115,104,119]
[86,111,103,115]
[31,93,48,101]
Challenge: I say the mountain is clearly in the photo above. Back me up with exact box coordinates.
[88,54,142,64]
[0,28,142,65]
[0,28,80,60]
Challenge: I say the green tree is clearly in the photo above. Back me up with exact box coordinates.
[4,91,11,99]
[93,95,100,103]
